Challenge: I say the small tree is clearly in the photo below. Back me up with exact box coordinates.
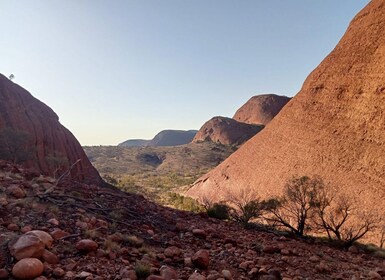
[9,74,14,81]
[267,176,324,236]
[226,186,271,227]
[313,187,378,245]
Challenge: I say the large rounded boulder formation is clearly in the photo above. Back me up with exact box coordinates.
[119,130,198,147]
[233,94,291,125]
[192,116,263,146]
[187,0,385,213]
[0,74,102,184]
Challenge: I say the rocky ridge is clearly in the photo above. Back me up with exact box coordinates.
[186,0,385,226]
[1,160,385,279]
[192,94,289,146]
[192,117,263,146]
[0,74,102,184]
[233,94,291,126]
[119,130,198,147]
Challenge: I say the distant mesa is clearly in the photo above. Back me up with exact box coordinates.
[233,94,291,125]
[119,129,198,147]
[192,93,290,146]
[187,0,385,222]
[119,139,149,147]
[192,116,263,146]
[0,73,102,184]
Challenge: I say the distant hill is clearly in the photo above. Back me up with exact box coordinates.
[187,0,385,236]
[192,117,263,146]
[119,129,198,147]
[193,94,289,146]
[233,94,291,125]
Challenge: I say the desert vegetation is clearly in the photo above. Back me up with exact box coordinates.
[84,142,235,210]
[200,176,382,247]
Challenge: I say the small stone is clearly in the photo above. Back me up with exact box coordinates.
[120,268,137,279]
[160,265,178,280]
[368,271,382,280]
[7,223,19,231]
[75,221,89,230]
[239,261,254,270]
[42,249,59,264]
[76,239,98,252]
[20,225,33,233]
[315,261,329,273]
[262,245,279,254]
[184,257,193,267]
[53,267,66,277]
[7,185,26,198]
[188,272,206,280]
[12,258,44,279]
[48,218,59,226]
[221,269,232,280]
[76,271,92,278]
[50,229,70,240]
[280,249,290,255]
[192,249,210,269]
[309,255,320,262]
[192,229,207,239]
[0,197,8,206]
[164,246,181,258]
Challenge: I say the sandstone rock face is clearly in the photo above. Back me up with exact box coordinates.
[187,1,385,212]
[233,94,291,125]
[192,117,263,146]
[0,74,102,184]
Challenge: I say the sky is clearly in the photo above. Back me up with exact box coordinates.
[0,0,370,146]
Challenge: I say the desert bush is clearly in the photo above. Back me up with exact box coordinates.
[226,186,273,227]
[168,192,203,212]
[123,235,144,247]
[207,203,230,220]
[134,262,151,279]
[103,238,120,254]
[267,176,324,236]
[312,186,378,246]
[0,127,34,163]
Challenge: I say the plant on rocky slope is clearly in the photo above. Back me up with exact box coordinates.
[312,185,378,246]
[227,186,273,227]
[266,176,324,236]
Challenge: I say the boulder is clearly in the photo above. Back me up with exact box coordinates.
[12,258,44,279]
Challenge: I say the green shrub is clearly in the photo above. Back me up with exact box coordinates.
[168,193,204,212]
[207,203,230,220]
[134,262,151,279]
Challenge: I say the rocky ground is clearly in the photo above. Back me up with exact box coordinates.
[1,160,385,280]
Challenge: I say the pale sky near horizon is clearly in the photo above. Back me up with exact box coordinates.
[1,1,370,146]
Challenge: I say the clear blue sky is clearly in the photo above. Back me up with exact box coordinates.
[0,1,369,145]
